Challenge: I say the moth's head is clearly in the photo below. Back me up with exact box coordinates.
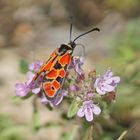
[68,41,76,49]
[68,22,100,50]
[58,43,73,55]
[59,24,100,55]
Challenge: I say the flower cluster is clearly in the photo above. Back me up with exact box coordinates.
[15,60,67,107]
[15,56,120,122]
[15,60,43,97]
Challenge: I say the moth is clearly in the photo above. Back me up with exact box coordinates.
[32,23,100,98]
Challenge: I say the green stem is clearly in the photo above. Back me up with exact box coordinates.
[32,96,40,131]
[117,131,127,140]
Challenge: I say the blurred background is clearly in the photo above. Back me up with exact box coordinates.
[0,0,140,140]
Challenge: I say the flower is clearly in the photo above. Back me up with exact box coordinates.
[15,83,29,97]
[74,57,85,82]
[15,60,43,97]
[27,71,43,94]
[28,60,43,72]
[15,72,42,97]
[77,100,101,122]
[73,56,84,75]
[94,69,120,95]
[69,56,85,81]
[15,59,67,106]
[84,91,94,100]
[69,85,79,92]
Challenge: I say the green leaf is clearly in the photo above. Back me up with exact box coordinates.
[11,96,21,103]
[67,99,80,118]
[19,59,28,74]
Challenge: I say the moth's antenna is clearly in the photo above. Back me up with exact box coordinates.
[73,27,100,42]
[70,21,73,42]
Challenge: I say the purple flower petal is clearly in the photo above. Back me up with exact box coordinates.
[86,92,94,98]
[28,60,43,72]
[40,96,50,104]
[104,69,113,78]
[94,69,120,95]
[84,91,94,100]
[77,107,85,117]
[79,57,84,65]
[96,86,106,95]
[15,83,29,97]
[61,89,68,96]
[72,56,84,75]
[69,85,77,92]
[105,76,120,85]
[32,87,41,94]
[84,106,93,122]
[77,100,101,122]
[26,71,35,85]
[75,64,83,75]
[94,77,100,88]
[103,84,114,92]
[92,105,101,115]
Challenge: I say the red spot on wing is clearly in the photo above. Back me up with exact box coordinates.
[43,82,55,97]
[59,54,71,66]
[52,81,60,89]
[43,80,61,98]
[46,69,57,78]
[43,61,53,71]
[32,49,58,81]
[43,49,58,71]
[59,69,65,77]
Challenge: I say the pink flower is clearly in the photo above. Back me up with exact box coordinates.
[77,100,101,122]
[94,69,120,95]
[28,60,43,72]
[73,56,84,75]
[69,85,79,92]
[15,60,43,97]
[15,83,29,97]
[15,59,67,106]
[84,91,94,100]
[69,56,85,82]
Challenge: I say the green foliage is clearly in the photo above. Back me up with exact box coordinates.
[19,59,28,74]
[112,20,140,86]
[106,19,140,138]
[105,0,139,11]
[32,97,40,131]
[62,125,79,140]
[67,99,80,118]
[114,21,140,51]
[0,115,24,140]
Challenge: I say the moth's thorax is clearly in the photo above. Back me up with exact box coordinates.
[58,44,74,55]
[68,41,76,49]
